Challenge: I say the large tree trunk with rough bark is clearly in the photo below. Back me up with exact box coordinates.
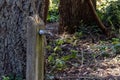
[59,0,96,34]
[0,0,44,79]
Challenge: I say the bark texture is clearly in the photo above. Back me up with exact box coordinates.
[59,0,96,34]
[43,0,49,24]
[87,0,109,36]
[0,0,44,79]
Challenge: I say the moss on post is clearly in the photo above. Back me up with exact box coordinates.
[26,15,45,80]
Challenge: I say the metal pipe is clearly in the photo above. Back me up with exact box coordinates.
[39,29,53,36]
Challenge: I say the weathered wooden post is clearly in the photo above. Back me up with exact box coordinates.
[26,15,45,80]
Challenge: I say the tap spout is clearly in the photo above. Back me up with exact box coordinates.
[39,29,53,36]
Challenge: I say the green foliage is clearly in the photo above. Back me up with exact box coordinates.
[2,75,22,80]
[111,38,120,54]
[74,32,83,38]
[48,53,56,64]
[97,0,120,31]
[45,74,55,80]
[48,53,66,71]
[2,76,10,80]
[112,38,120,44]
[55,39,64,46]
[47,0,59,22]
[54,46,62,52]
[104,0,120,28]
[48,51,78,71]
[61,50,78,61]
[53,39,64,52]
[48,49,78,71]
[96,8,104,19]
[70,50,78,58]
[47,9,59,22]
[46,45,52,51]
[94,38,120,58]
[55,59,66,70]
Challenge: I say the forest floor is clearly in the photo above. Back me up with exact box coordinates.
[45,23,120,80]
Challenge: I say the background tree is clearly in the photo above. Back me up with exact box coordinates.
[59,0,97,34]
[0,0,45,79]
[41,0,50,24]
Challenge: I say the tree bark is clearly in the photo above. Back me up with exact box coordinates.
[43,0,49,24]
[87,0,109,36]
[59,0,96,34]
[0,0,44,79]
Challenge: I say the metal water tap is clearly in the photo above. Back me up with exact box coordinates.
[39,29,53,36]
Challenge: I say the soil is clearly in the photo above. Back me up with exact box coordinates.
[45,23,120,80]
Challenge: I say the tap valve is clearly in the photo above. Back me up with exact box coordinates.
[39,29,53,36]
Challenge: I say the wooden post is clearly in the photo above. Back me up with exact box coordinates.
[26,15,45,80]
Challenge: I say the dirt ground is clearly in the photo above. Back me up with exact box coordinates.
[45,23,120,80]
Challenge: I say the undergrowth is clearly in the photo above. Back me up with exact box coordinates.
[46,32,120,79]
[47,0,59,22]
[97,0,120,36]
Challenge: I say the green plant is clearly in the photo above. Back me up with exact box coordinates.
[97,0,120,35]
[61,50,78,61]
[74,32,83,38]
[112,38,120,44]
[46,45,52,51]
[54,59,66,70]
[54,46,62,52]
[48,54,66,71]
[53,39,64,53]
[94,38,120,58]
[55,39,64,46]
[111,38,120,54]
[47,0,59,22]
[103,0,120,29]
[2,76,10,80]
[96,10,105,20]
[48,53,56,64]
[45,74,55,80]
[47,9,59,22]
[47,49,78,71]
[2,75,22,80]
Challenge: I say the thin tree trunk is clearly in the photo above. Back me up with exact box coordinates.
[0,0,44,79]
[87,0,109,36]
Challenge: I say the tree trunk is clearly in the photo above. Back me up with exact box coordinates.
[87,0,109,36]
[43,0,49,24]
[59,0,96,34]
[38,0,49,24]
[0,0,44,79]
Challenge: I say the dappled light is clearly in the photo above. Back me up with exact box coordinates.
[45,31,120,79]
[45,0,120,79]
[0,0,120,80]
